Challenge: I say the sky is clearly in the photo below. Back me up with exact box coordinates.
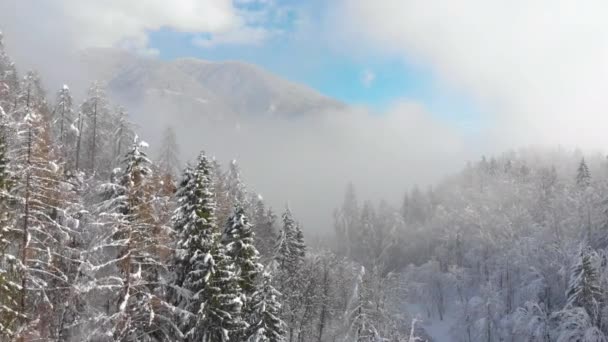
[3,0,608,150]
[2,0,608,231]
[0,0,483,127]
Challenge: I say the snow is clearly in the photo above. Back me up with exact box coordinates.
[405,303,456,342]
[69,122,79,134]
[62,84,69,90]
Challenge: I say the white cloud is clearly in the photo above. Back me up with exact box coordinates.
[330,0,608,149]
[0,0,286,54]
[361,69,376,88]
[192,26,274,48]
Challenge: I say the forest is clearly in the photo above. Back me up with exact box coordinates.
[1,28,608,342]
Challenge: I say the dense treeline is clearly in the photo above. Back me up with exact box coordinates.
[0,33,412,342]
[335,149,608,340]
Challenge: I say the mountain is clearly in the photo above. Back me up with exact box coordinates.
[77,48,344,123]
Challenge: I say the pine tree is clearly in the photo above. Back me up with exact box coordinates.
[10,97,77,339]
[80,82,111,173]
[223,206,263,296]
[566,246,602,325]
[251,197,277,262]
[0,32,19,112]
[172,151,226,340]
[226,159,249,209]
[111,106,134,167]
[157,125,180,179]
[223,206,264,340]
[577,158,591,189]
[0,126,20,338]
[195,242,245,342]
[273,208,306,342]
[344,266,377,342]
[274,208,305,275]
[52,85,79,171]
[87,137,177,340]
[212,159,232,226]
[248,272,286,342]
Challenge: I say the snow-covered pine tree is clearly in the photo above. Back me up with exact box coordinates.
[274,207,305,276]
[566,246,602,325]
[157,125,180,179]
[0,124,20,338]
[343,266,377,342]
[52,84,75,168]
[334,183,359,257]
[223,205,263,339]
[212,158,232,226]
[223,206,262,296]
[172,151,245,341]
[0,32,19,112]
[80,82,112,174]
[248,272,286,342]
[226,159,249,210]
[10,95,78,339]
[111,106,134,167]
[251,197,277,262]
[577,158,592,189]
[171,153,218,334]
[87,136,177,341]
[272,207,307,342]
[197,241,245,342]
[17,71,48,118]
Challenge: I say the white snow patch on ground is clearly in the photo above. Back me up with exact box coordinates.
[405,303,456,342]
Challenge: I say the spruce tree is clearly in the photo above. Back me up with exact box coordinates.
[80,82,111,173]
[566,246,602,325]
[195,242,245,342]
[172,151,240,341]
[157,125,180,179]
[248,272,286,342]
[111,106,134,167]
[224,206,262,295]
[52,85,75,167]
[223,206,263,339]
[576,158,591,189]
[251,197,277,262]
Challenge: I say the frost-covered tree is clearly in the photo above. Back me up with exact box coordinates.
[223,206,263,339]
[0,32,19,113]
[248,272,286,342]
[343,266,377,342]
[577,158,592,189]
[52,84,77,169]
[274,208,305,278]
[251,197,277,262]
[223,206,262,296]
[80,82,111,173]
[172,151,246,341]
[551,306,606,342]
[226,159,249,209]
[157,125,180,179]
[566,247,602,325]
[0,126,20,338]
[85,137,177,341]
[195,241,245,342]
[111,106,134,167]
[9,100,78,339]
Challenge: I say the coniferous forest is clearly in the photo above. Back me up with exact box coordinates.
[2,27,608,342]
